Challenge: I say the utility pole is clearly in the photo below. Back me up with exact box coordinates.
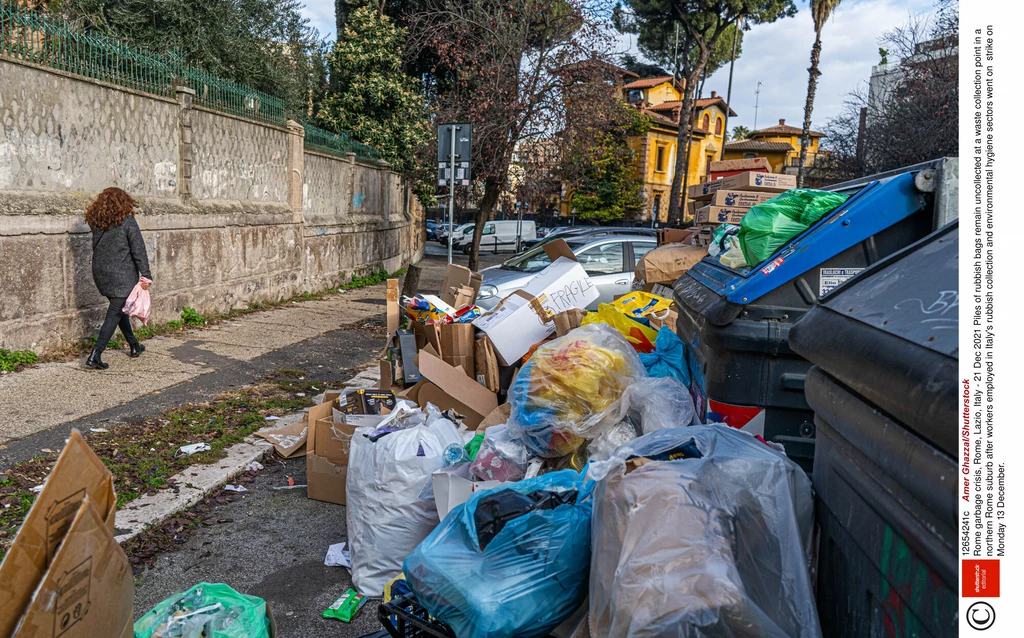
[446,124,456,264]
[438,123,472,265]
[754,81,764,130]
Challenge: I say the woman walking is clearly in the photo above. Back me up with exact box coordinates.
[84,187,152,370]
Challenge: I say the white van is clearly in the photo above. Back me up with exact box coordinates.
[459,220,537,254]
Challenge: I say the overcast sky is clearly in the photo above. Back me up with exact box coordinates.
[299,0,939,133]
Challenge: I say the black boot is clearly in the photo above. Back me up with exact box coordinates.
[129,342,146,358]
[85,348,108,370]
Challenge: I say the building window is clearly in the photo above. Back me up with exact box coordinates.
[653,194,662,221]
[701,113,710,130]
[705,154,713,179]
[655,146,666,172]
[715,117,723,135]
[744,153,756,159]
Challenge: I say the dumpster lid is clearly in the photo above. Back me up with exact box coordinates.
[822,220,958,358]
[685,169,929,307]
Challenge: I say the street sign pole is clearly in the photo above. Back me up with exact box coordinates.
[447,124,456,265]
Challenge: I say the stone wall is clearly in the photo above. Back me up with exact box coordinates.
[0,57,423,352]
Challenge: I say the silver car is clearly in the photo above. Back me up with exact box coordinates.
[475,235,658,310]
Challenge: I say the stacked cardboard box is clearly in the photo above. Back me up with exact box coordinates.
[688,171,798,238]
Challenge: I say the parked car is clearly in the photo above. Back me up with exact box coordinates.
[425,220,440,241]
[475,234,657,310]
[456,220,537,254]
[520,226,655,251]
[439,223,473,246]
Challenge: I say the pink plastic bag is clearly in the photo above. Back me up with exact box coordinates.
[123,277,152,325]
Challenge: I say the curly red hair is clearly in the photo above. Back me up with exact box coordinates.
[84,187,136,230]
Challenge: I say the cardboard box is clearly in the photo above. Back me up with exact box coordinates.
[0,430,134,638]
[635,244,709,286]
[439,323,475,373]
[648,306,679,334]
[553,308,588,337]
[696,205,749,226]
[689,171,796,199]
[432,471,504,520]
[340,389,396,415]
[474,336,500,392]
[657,228,701,247]
[440,264,483,307]
[314,418,355,465]
[472,240,599,365]
[412,345,498,428]
[306,399,350,506]
[686,199,701,218]
[709,157,771,176]
[706,189,777,209]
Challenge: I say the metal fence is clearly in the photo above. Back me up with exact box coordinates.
[303,124,381,161]
[0,3,377,159]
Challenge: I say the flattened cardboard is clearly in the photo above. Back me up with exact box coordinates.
[695,205,748,226]
[439,323,475,373]
[542,238,579,262]
[451,285,476,309]
[0,430,132,638]
[474,336,500,392]
[415,346,498,427]
[255,419,308,458]
[386,279,400,335]
[635,244,709,286]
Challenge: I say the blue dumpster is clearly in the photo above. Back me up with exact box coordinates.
[673,158,958,468]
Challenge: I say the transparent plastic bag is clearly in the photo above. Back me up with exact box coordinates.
[621,376,697,434]
[588,425,820,638]
[404,470,593,638]
[346,407,462,595]
[469,423,529,482]
[506,324,645,457]
[133,583,270,638]
[719,236,749,270]
[586,419,640,462]
[739,188,849,266]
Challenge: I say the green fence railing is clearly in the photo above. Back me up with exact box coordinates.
[303,124,381,161]
[0,4,286,125]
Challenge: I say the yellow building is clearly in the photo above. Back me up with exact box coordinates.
[621,75,736,223]
[722,118,825,174]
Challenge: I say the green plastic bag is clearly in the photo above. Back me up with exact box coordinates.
[465,432,485,461]
[738,188,849,266]
[134,583,270,638]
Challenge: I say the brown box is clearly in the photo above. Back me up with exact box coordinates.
[657,227,701,247]
[306,400,348,505]
[635,244,708,286]
[689,172,796,199]
[412,345,498,428]
[552,308,587,337]
[474,336,500,392]
[440,264,482,307]
[696,206,749,226]
[386,278,400,335]
[314,418,355,466]
[439,323,475,373]
[707,190,776,209]
[0,430,134,638]
[709,157,771,174]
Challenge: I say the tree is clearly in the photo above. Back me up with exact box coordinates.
[624,1,796,225]
[619,53,668,77]
[810,0,956,183]
[560,92,652,222]
[318,7,432,200]
[729,125,752,140]
[52,0,325,116]
[407,0,605,270]
[796,0,842,187]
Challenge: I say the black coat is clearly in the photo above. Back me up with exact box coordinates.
[91,216,153,298]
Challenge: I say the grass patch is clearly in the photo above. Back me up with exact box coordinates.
[0,348,39,373]
[0,370,321,560]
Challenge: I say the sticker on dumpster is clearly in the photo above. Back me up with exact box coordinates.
[819,267,863,296]
[760,257,785,275]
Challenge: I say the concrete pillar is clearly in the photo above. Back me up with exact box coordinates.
[175,86,196,201]
[377,159,392,222]
[346,152,356,217]
[286,119,305,218]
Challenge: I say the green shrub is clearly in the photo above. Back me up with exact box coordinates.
[0,349,39,372]
[181,307,205,326]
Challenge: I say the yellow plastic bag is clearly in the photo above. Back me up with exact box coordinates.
[581,303,659,353]
[611,291,673,319]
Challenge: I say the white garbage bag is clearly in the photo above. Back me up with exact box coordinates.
[346,406,462,595]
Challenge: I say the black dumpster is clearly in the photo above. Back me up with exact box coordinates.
[674,158,958,468]
[790,221,958,637]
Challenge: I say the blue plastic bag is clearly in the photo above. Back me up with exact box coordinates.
[639,327,690,386]
[404,470,593,638]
